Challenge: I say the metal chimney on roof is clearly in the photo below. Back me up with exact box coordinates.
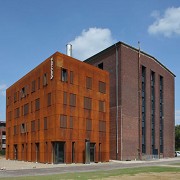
[66,44,72,57]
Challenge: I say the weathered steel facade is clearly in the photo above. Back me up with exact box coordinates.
[6,52,109,164]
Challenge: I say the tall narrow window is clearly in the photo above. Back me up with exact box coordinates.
[44,117,47,130]
[70,93,76,107]
[86,77,92,89]
[99,81,106,93]
[70,71,74,84]
[21,123,26,133]
[31,80,36,93]
[151,71,155,153]
[38,77,40,89]
[69,116,73,129]
[15,107,20,118]
[24,103,29,116]
[20,87,26,98]
[99,100,105,112]
[63,92,67,105]
[160,76,164,153]
[142,66,146,153]
[61,68,68,82]
[35,98,40,111]
[84,97,92,110]
[14,92,17,103]
[43,73,48,86]
[31,120,35,132]
[60,115,67,128]
[37,119,40,131]
[47,93,51,106]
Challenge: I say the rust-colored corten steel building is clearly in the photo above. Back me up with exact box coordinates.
[6,52,109,164]
[85,41,175,160]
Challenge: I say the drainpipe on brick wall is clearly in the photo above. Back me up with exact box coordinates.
[115,44,119,160]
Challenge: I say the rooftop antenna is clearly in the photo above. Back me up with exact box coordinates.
[138,41,141,58]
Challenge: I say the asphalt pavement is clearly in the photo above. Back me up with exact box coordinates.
[0,157,180,178]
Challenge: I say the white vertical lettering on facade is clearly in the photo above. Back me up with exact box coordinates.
[50,57,54,80]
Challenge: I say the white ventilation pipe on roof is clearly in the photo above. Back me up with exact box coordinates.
[66,44,72,57]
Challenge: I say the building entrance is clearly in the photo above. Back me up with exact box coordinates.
[53,142,65,164]
[90,143,95,162]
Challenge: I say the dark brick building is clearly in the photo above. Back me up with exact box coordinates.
[85,41,175,160]
[6,52,109,164]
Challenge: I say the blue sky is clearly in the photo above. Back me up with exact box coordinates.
[0,0,180,124]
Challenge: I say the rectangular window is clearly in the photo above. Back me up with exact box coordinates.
[14,92,17,103]
[98,62,103,70]
[43,73,48,86]
[99,100,105,112]
[60,115,67,128]
[31,80,36,93]
[151,71,155,153]
[31,101,33,113]
[35,98,40,111]
[44,117,47,130]
[20,87,26,98]
[37,119,40,131]
[15,107,20,118]
[86,118,92,131]
[69,93,76,107]
[99,81,106,93]
[84,97,92,110]
[63,92,67,105]
[99,121,106,132]
[14,126,17,135]
[69,116,73,129]
[70,71,74,84]
[142,66,146,153]
[38,77,40,89]
[31,120,35,132]
[160,76,164,153]
[61,68,68,82]
[86,77,92,89]
[47,93,51,106]
[24,103,29,115]
[21,123,26,133]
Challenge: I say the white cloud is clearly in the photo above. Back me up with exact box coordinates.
[69,27,116,60]
[175,110,180,125]
[148,7,180,37]
[0,84,7,96]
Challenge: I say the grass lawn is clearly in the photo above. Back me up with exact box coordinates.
[0,166,180,180]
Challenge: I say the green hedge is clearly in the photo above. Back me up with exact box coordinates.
[0,149,5,155]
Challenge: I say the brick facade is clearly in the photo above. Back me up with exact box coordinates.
[85,42,175,160]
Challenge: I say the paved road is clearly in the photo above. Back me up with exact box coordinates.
[0,158,180,178]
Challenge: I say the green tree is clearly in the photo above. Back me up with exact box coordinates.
[175,125,180,150]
